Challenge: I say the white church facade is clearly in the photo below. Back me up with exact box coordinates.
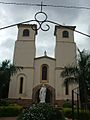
[8,24,76,106]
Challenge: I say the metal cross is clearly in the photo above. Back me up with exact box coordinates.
[40,1,43,12]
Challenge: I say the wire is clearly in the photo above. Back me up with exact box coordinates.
[0,1,90,37]
[0,1,90,10]
[0,2,40,6]
[46,4,90,10]
[0,19,90,37]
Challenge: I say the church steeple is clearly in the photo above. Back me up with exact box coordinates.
[17,24,37,41]
[54,25,76,67]
[13,24,37,67]
[54,25,76,43]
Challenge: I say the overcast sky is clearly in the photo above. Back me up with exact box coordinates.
[0,0,90,62]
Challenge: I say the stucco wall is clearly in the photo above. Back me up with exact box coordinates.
[55,26,77,100]
[13,41,35,67]
[55,69,77,100]
[8,68,34,99]
[17,24,37,41]
[34,57,55,88]
[55,42,76,67]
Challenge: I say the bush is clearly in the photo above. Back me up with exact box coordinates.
[18,103,65,120]
[79,110,90,120]
[63,100,72,108]
[63,108,72,118]
[0,99,11,106]
[0,105,23,117]
[63,108,90,120]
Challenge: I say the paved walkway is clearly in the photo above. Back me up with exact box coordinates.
[0,117,72,120]
[0,117,17,120]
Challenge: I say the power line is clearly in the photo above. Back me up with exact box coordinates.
[0,1,38,6]
[46,4,90,10]
[0,1,90,37]
[0,1,90,10]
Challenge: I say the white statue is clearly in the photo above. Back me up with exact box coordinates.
[39,84,47,103]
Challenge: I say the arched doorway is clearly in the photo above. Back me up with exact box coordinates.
[32,84,55,104]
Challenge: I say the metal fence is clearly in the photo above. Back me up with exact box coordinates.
[72,87,90,120]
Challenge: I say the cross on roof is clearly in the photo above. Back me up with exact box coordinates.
[44,51,47,56]
[40,1,43,12]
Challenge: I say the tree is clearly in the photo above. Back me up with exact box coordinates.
[61,49,90,108]
[0,60,22,98]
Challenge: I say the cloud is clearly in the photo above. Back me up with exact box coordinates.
[0,38,15,49]
[0,0,90,61]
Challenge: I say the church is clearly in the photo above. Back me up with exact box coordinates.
[8,23,77,106]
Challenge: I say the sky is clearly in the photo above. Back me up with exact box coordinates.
[0,0,90,62]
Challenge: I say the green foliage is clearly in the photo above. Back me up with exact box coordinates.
[0,99,11,106]
[63,108,72,118]
[0,99,23,117]
[63,108,90,120]
[0,105,22,117]
[61,50,90,108]
[79,110,90,120]
[18,103,65,120]
[0,60,23,98]
[63,100,72,108]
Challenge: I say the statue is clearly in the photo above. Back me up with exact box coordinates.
[44,51,47,56]
[39,84,47,103]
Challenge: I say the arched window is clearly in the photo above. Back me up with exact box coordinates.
[19,77,23,94]
[65,81,69,95]
[23,29,29,36]
[42,64,48,80]
[62,31,69,38]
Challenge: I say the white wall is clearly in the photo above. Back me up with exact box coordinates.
[34,57,55,88]
[8,68,34,99]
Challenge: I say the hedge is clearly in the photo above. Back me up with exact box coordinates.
[63,101,72,108]
[0,105,23,117]
[63,108,90,120]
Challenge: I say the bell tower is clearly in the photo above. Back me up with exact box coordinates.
[13,24,37,67]
[54,25,76,67]
[54,25,77,104]
[9,24,37,99]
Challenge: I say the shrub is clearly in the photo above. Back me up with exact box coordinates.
[63,108,90,120]
[18,103,65,120]
[79,110,90,120]
[0,99,11,106]
[0,105,23,117]
[63,100,72,108]
[63,108,72,118]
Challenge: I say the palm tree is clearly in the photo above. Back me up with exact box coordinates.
[61,49,90,109]
[0,60,22,98]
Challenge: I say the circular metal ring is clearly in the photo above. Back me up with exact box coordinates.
[34,11,48,22]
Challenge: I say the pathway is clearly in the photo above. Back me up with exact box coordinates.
[0,117,17,120]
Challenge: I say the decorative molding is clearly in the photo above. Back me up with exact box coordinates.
[55,67,64,70]
[16,40,35,42]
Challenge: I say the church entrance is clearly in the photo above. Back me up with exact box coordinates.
[32,84,55,104]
